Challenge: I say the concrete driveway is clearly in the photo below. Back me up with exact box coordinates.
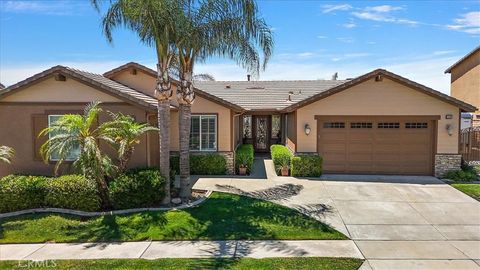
[192,159,480,270]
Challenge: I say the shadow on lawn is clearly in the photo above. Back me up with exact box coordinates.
[214,183,304,201]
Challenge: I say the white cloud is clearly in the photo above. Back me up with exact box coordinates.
[322,4,352,13]
[337,37,354,43]
[433,50,456,56]
[365,5,403,13]
[317,35,328,39]
[350,5,419,26]
[0,0,88,16]
[447,12,480,34]
[342,22,357,28]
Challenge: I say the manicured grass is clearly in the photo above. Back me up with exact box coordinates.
[452,183,480,201]
[0,258,364,270]
[0,192,346,243]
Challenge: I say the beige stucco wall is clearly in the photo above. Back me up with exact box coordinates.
[450,50,480,124]
[2,77,123,103]
[110,70,157,98]
[0,103,149,177]
[295,77,460,154]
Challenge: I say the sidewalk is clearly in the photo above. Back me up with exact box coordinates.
[0,240,362,260]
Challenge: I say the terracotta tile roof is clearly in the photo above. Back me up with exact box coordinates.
[193,80,347,111]
[0,66,168,111]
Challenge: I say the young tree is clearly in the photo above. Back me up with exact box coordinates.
[103,112,159,174]
[93,0,181,204]
[0,146,14,164]
[174,0,274,200]
[40,102,113,209]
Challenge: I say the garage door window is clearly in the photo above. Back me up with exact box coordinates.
[406,122,428,129]
[324,122,345,128]
[351,122,372,129]
[378,122,400,129]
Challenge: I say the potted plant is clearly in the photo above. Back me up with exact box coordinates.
[276,159,290,176]
[237,155,248,175]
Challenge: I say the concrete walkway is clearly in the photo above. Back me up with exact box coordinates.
[0,240,362,260]
[192,159,480,270]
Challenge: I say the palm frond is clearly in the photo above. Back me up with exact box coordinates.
[0,146,15,164]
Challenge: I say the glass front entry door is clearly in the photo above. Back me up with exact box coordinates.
[254,116,269,152]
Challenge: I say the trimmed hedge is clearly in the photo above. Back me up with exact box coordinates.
[171,154,227,175]
[235,144,254,174]
[0,175,48,213]
[44,175,100,211]
[291,155,323,177]
[445,169,478,182]
[270,144,293,172]
[191,154,227,175]
[0,175,100,213]
[109,168,166,209]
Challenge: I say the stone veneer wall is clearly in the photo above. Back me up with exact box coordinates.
[217,151,235,175]
[435,154,462,178]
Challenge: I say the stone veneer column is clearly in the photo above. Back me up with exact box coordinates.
[218,152,235,175]
[434,154,462,178]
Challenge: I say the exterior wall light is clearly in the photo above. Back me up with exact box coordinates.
[446,124,454,136]
[305,124,311,135]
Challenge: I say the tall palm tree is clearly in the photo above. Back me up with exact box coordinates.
[92,0,180,204]
[174,0,274,200]
[0,146,14,164]
[40,102,113,208]
[103,112,159,174]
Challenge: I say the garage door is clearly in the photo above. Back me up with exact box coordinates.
[317,116,435,175]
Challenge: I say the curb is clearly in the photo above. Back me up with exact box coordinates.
[0,190,213,219]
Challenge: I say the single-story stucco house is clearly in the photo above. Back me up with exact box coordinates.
[0,62,476,177]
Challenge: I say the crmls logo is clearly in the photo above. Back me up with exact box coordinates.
[18,260,58,268]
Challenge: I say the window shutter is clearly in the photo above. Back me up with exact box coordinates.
[32,114,48,161]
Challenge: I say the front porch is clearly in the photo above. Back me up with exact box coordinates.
[237,113,284,153]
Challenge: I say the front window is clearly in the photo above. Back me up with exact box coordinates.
[190,115,217,151]
[48,115,81,161]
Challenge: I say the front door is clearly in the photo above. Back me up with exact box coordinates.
[253,116,269,152]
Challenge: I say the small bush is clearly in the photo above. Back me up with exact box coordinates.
[191,154,227,175]
[291,155,323,177]
[0,175,48,213]
[270,144,293,174]
[445,169,478,182]
[109,168,166,209]
[171,154,227,175]
[44,175,101,211]
[236,144,254,174]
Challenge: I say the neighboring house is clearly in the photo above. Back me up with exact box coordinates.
[445,46,480,127]
[0,62,476,178]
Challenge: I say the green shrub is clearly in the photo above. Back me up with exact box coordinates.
[291,155,323,177]
[44,175,101,211]
[270,144,293,174]
[171,154,227,175]
[0,175,48,213]
[445,169,478,182]
[191,154,227,175]
[109,168,166,209]
[235,144,254,174]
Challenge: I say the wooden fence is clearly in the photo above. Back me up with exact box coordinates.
[460,127,480,162]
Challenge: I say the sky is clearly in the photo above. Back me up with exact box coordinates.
[0,1,479,94]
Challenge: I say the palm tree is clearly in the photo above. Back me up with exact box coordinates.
[103,112,159,174]
[0,146,14,164]
[92,0,181,204]
[174,0,274,200]
[40,102,113,209]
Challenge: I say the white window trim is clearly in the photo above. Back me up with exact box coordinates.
[48,115,80,161]
[191,114,218,152]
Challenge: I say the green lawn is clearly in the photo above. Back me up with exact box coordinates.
[452,183,480,201]
[0,258,363,270]
[0,192,346,243]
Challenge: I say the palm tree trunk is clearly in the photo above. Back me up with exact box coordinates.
[179,104,191,200]
[118,147,134,174]
[96,176,111,209]
[158,99,171,204]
